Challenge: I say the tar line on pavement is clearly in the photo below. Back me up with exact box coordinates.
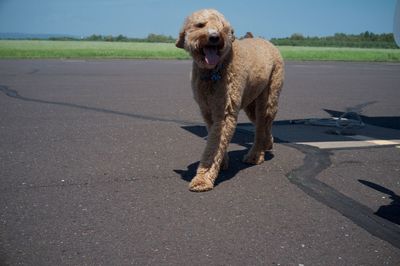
[0,85,197,126]
[237,122,400,249]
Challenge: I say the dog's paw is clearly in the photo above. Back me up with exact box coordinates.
[189,174,214,192]
[265,136,274,151]
[243,151,265,165]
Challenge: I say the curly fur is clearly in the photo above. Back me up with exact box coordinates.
[176,9,284,192]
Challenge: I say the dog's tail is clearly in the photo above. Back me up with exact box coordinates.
[243,32,254,38]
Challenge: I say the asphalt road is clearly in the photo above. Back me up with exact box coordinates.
[0,60,399,265]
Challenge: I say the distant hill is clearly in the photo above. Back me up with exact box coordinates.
[0,32,79,40]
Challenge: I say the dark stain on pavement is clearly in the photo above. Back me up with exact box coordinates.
[286,143,400,249]
[0,84,197,126]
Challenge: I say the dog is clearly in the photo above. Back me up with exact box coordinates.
[176,9,284,192]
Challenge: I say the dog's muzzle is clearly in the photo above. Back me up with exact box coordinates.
[208,32,220,45]
[202,32,222,66]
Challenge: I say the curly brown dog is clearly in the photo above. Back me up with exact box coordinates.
[176,9,284,192]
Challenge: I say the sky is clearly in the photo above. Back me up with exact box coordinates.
[0,0,397,39]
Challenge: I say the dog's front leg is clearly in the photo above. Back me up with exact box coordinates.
[189,112,238,192]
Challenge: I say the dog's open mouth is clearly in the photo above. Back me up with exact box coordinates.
[202,45,221,66]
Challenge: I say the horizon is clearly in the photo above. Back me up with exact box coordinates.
[0,0,397,39]
[0,31,396,41]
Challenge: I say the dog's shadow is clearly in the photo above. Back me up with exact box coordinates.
[174,125,274,187]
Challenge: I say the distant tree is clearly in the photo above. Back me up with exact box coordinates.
[116,34,128,42]
[334,33,347,41]
[104,35,114,42]
[290,33,305,40]
[146,33,175,43]
[362,31,371,40]
[87,34,103,41]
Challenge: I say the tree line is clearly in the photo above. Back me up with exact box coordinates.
[49,33,175,43]
[40,31,399,49]
[270,31,397,49]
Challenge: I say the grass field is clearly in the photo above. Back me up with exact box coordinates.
[278,46,400,62]
[0,40,188,59]
[0,40,399,62]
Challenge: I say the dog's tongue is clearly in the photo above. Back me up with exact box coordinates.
[203,47,220,66]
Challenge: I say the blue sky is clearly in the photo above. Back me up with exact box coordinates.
[0,0,397,38]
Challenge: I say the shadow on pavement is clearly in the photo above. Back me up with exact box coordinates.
[359,180,400,225]
[174,125,274,187]
[325,109,400,130]
[249,109,400,148]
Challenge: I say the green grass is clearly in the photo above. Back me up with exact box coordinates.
[0,40,399,62]
[0,40,188,59]
[278,46,400,62]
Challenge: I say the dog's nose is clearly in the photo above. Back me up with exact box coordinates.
[208,32,220,44]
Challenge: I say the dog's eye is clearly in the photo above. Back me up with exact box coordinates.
[195,22,206,28]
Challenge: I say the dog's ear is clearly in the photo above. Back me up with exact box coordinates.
[176,29,186,49]
[222,20,235,43]
[230,28,236,42]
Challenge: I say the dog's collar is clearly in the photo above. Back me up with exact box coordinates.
[200,64,223,82]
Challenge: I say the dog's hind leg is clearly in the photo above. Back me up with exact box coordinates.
[243,64,284,165]
[243,88,270,165]
[244,99,257,124]
[265,62,284,150]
